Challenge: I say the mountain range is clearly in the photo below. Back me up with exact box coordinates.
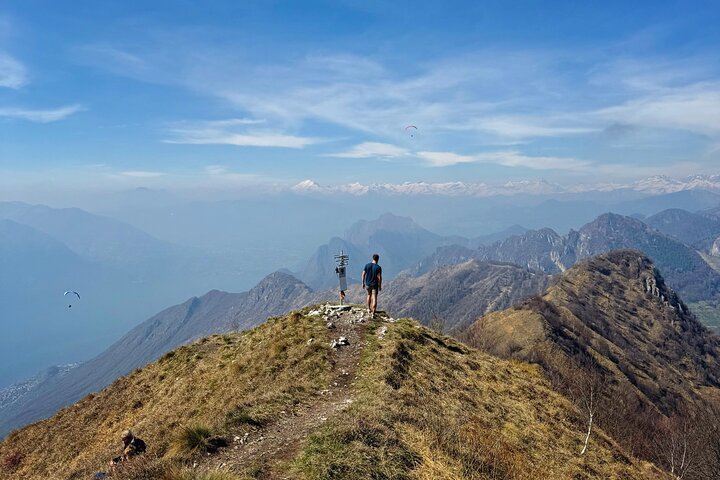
[420,212,720,314]
[289,174,720,197]
[465,250,720,474]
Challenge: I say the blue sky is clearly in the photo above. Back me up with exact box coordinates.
[1,0,720,194]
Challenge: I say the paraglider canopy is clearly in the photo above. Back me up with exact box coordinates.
[64,291,80,308]
[405,125,418,137]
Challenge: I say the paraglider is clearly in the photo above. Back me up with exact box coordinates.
[405,125,418,137]
[64,291,80,308]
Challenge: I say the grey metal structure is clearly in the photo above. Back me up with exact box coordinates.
[334,250,349,303]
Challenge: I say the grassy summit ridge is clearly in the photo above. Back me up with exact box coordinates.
[0,304,662,479]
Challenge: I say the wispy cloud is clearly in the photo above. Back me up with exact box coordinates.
[417,150,591,170]
[165,119,318,148]
[0,104,83,122]
[0,53,26,89]
[455,116,598,139]
[119,170,165,178]
[595,82,720,136]
[329,142,410,159]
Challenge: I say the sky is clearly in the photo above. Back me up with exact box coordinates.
[1,0,720,197]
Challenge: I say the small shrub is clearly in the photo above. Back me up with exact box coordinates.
[2,450,23,471]
[169,425,214,456]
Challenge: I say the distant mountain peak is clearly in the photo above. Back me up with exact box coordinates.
[285,173,720,197]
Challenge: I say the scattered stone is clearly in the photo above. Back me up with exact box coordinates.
[326,322,335,329]
[308,310,321,317]
[377,326,388,337]
[307,338,314,345]
[330,337,349,349]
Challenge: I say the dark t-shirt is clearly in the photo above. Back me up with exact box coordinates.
[363,263,382,288]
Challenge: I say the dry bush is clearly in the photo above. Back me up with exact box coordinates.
[168,425,228,458]
[1,451,23,471]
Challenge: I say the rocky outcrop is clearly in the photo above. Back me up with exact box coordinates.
[712,237,720,257]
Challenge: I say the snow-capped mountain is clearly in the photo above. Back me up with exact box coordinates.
[290,174,720,197]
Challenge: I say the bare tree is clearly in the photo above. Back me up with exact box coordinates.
[571,366,602,455]
[654,415,703,479]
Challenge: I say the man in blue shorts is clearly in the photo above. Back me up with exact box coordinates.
[361,254,382,319]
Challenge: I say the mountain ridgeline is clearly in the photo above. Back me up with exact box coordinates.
[422,212,720,308]
[0,306,664,480]
[465,250,720,476]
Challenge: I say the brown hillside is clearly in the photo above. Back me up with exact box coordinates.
[0,305,662,480]
[465,250,720,476]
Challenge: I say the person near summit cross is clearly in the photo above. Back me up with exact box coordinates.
[361,254,382,319]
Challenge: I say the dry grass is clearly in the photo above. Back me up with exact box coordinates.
[0,305,665,479]
[167,425,217,458]
[295,319,663,479]
[0,309,333,479]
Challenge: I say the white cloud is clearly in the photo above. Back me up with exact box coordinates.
[0,53,26,89]
[595,83,720,136]
[458,116,598,138]
[165,119,318,148]
[204,165,228,175]
[0,104,83,122]
[119,170,165,178]
[329,142,410,159]
[417,150,591,170]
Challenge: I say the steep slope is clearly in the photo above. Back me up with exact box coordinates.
[644,208,720,251]
[377,260,549,332]
[0,272,318,438]
[479,227,576,272]
[0,364,78,415]
[573,213,720,303]
[465,251,720,472]
[0,308,663,480]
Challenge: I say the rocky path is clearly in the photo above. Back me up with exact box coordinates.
[204,304,382,479]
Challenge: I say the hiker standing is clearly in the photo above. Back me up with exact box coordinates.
[361,254,382,319]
